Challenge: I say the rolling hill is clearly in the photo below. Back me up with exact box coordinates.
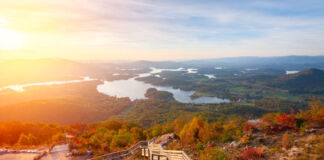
[0,58,119,87]
[268,68,324,94]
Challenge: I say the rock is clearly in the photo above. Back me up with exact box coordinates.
[154,133,177,147]
[229,141,240,148]
[291,146,298,151]
[287,146,302,157]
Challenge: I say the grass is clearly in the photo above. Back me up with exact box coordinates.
[194,92,219,98]
[263,92,300,102]
[239,102,254,106]
[230,86,245,92]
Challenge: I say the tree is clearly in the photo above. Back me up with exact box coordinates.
[17,133,37,145]
[17,134,29,145]
[179,116,211,144]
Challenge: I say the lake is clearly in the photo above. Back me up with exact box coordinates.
[97,67,230,104]
[0,77,95,92]
[0,68,230,104]
[286,70,299,74]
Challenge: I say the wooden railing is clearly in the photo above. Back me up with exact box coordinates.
[88,141,147,160]
[88,137,192,160]
[148,143,192,160]
[163,150,192,160]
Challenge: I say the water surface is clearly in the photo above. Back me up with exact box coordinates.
[97,77,229,104]
[286,70,299,75]
[0,77,95,92]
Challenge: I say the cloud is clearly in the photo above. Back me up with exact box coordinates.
[0,0,323,60]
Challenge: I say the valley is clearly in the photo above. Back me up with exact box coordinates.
[0,56,323,159]
[2,1,324,159]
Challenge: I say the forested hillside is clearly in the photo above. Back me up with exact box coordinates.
[0,100,323,159]
[268,68,324,94]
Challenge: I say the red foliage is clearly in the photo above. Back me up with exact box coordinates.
[240,147,264,160]
[275,114,296,128]
[207,142,215,148]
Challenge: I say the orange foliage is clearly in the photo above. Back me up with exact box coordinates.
[243,122,254,134]
[240,147,264,160]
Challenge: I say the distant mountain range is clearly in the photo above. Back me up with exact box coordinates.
[0,58,117,87]
[1,55,323,87]
[131,55,324,70]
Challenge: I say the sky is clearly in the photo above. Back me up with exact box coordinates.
[0,0,324,61]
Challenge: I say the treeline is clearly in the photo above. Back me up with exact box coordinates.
[69,121,147,155]
[0,122,65,147]
[110,98,306,127]
[0,96,132,124]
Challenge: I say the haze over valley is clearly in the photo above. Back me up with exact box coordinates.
[0,56,323,125]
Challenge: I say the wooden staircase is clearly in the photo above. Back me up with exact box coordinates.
[146,143,192,160]
[89,138,192,160]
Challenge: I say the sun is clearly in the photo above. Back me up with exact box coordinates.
[0,27,24,50]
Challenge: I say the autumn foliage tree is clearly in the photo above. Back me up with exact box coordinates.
[179,116,212,144]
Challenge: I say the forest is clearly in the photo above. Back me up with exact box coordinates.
[0,100,323,159]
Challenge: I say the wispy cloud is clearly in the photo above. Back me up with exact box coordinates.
[0,0,323,60]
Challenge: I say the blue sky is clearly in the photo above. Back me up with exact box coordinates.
[0,0,324,61]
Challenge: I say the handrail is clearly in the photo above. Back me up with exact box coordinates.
[88,141,147,160]
[148,137,157,144]
[148,143,192,160]
[163,150,192,160]
[88,137,192,160]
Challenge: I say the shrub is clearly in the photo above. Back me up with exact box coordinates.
[240,136,250,144]
[243,122,254,135]
[281,132,293,149]
[218,132,233,143]
[240,147,264,160]
[259,113,296,133]
[199,147,229,160]
[275,114,296,129]
[316,139,324,158]
[297,100,324,128]
[196,142,204,150]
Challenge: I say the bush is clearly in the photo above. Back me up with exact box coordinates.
[218,132,233,143]
[275,114,296,129]
[297,100,324,128]
[259,113,296,133]
[196,142,204,150]
[240,147,264,160]
[243,122,254,135]
[281,132,293,149]
[199,147,229,160]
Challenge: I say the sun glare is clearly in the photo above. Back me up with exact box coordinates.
[0,27,24,50]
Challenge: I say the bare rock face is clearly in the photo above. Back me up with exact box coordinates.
[154,133,177,147]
